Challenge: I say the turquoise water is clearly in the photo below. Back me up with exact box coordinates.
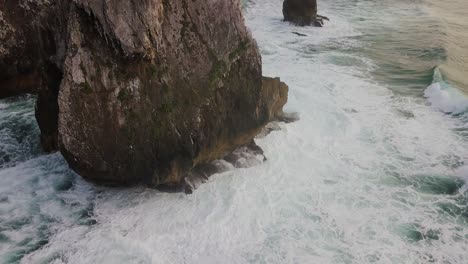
[1,0,468,263]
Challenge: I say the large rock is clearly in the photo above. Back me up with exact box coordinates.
[0,0,288,187]
[283,0,327,26]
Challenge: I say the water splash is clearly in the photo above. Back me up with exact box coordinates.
[424,68,468,115]
[1,0,468,263]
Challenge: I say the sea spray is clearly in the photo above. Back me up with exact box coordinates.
[424,68,468,114]
[1,0,468,263]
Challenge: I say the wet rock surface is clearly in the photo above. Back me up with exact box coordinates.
[0,0,289,187]
[283,0,329,26]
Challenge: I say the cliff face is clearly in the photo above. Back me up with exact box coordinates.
[0,1,62,151]
[0,0,288,187]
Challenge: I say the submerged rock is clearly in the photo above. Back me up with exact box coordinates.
[182,140,266,194]
[292,32,308,37]
[0,0,289,187]
[283,0,329,26]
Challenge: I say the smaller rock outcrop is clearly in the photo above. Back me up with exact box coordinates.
[283,0,329,27]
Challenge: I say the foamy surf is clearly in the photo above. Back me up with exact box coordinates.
[424,68,468,115]
[455,165,468,192]
[1,0,468,263]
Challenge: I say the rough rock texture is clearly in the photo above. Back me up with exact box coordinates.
[0,0,288,187]
[0,0,62,151]
[283,0,328,26]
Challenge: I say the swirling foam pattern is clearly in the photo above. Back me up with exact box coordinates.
[1,0,468,263]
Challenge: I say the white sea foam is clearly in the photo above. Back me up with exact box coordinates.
[1,0,468,263]
[455,165,468,192]
[456,165,468,177]
[0,98,41,169]
[424,82,468,114]
[0,154,96,264]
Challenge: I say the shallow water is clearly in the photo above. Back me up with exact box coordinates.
[1,0,468,263]
[425,0,468,93]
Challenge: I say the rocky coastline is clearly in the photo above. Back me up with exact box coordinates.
[0,0,289,189]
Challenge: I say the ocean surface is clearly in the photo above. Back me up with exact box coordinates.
[1,0,468,263]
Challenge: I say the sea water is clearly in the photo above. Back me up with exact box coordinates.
[1,0,467,263]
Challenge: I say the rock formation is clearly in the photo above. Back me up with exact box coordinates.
[283,0,329,26]
[0,0,288,188]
